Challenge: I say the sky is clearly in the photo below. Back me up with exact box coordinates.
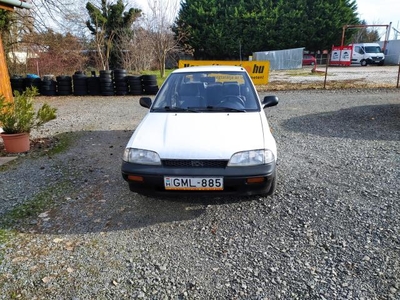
[356,0,399,26]
[356,0,400,39]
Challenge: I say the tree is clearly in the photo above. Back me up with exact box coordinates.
[1,7,37,75]
[174,0,360,59]
[25,0,81,34]
[113,26,154,72]
[143,0,186,78]
[23,30,88,75]
[1,5,88,76]
[0,9,12,33]
[86,0,141,70]
[349,21,381,43]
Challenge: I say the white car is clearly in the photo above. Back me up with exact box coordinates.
[121,65,278,196]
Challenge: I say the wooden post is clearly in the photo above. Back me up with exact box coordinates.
[0,32,13,102]
[0,3,15,103]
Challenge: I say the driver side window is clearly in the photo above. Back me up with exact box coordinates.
[355,46,364,54]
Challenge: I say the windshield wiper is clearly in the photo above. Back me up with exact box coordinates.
[153,106,197,112]
[164,106,187,111]
[206,106,246,112]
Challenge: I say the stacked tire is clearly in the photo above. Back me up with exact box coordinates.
[8,70,159,97]
[24,75,41,94]
[127,75,143,95]
[56,76,73,96]
[10,75,25,95]
[72,72,88,96]
[142,75,159,95]
[99,70,114,96]
[87,76,101,96]
[40,75,57,96]
[114,69,128,96]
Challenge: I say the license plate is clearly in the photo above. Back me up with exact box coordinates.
[164,176,223,190]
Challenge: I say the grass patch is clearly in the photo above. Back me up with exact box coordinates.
[46,132,74,156]
[281,69,326,77]
[1,188,57,228]
[0,228,15,244]
[0,180,73,264]
[0,189,55,264]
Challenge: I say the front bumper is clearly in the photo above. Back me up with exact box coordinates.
[121,161,276,196]
[367,57,384,65]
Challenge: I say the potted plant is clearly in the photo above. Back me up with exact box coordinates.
[0,87,57,153]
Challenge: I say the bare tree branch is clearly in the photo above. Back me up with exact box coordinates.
[143,0,183,77]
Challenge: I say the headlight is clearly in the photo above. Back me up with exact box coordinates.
[228,149,275,166]
[123,148,161,165]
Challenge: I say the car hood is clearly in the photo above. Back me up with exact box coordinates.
[127,112,270,159]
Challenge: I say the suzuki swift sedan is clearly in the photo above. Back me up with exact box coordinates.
[121,65,278,196]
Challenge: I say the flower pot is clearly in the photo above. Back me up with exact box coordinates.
[0,132,30,153]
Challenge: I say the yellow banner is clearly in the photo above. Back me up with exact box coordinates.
[178,60,270,85]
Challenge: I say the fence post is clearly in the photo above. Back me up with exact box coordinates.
[324,55,330,89]
[397,64,400,88]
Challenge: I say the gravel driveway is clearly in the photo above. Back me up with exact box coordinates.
[270,65,400,86]
[0,88,399,299]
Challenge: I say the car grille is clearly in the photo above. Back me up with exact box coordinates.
[162,159,228,168]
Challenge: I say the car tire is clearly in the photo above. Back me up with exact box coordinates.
[360,60,367,66]
[266,170,277,196]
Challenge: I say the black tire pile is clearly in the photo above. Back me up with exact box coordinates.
[99,70,114,96]
[114,69,129,96]
[24,77,41,92]
[40,75,57,96]
[9,70,159,97]
[141,75,159,95]
[126,75,143,95]
[9,76,25,94]
[73,72,88,96]
[87,72,101,96]
[57,76,73,96]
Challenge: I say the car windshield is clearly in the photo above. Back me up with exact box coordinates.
[365,46,382,54]
[151,71,260,112]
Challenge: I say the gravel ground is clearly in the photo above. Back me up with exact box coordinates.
[270,65,400,86]
[0,85,399,299]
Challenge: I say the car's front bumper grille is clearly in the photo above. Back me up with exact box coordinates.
[162,159,228,168]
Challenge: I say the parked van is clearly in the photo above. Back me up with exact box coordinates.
[350,43,385,66]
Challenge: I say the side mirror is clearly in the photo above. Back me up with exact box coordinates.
[262,95,278,108]
[139,97,152,109]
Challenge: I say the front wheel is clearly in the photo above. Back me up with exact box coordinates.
[360,60,367,66]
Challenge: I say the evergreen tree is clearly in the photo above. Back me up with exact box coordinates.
[86,0,141,69]
[0,10,12,33]
[174,0,360,59]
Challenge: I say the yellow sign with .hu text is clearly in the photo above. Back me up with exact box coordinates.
[178,60,270,85]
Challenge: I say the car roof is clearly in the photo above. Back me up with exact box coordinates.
[172,65,247,73]
[350,43,380,46]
